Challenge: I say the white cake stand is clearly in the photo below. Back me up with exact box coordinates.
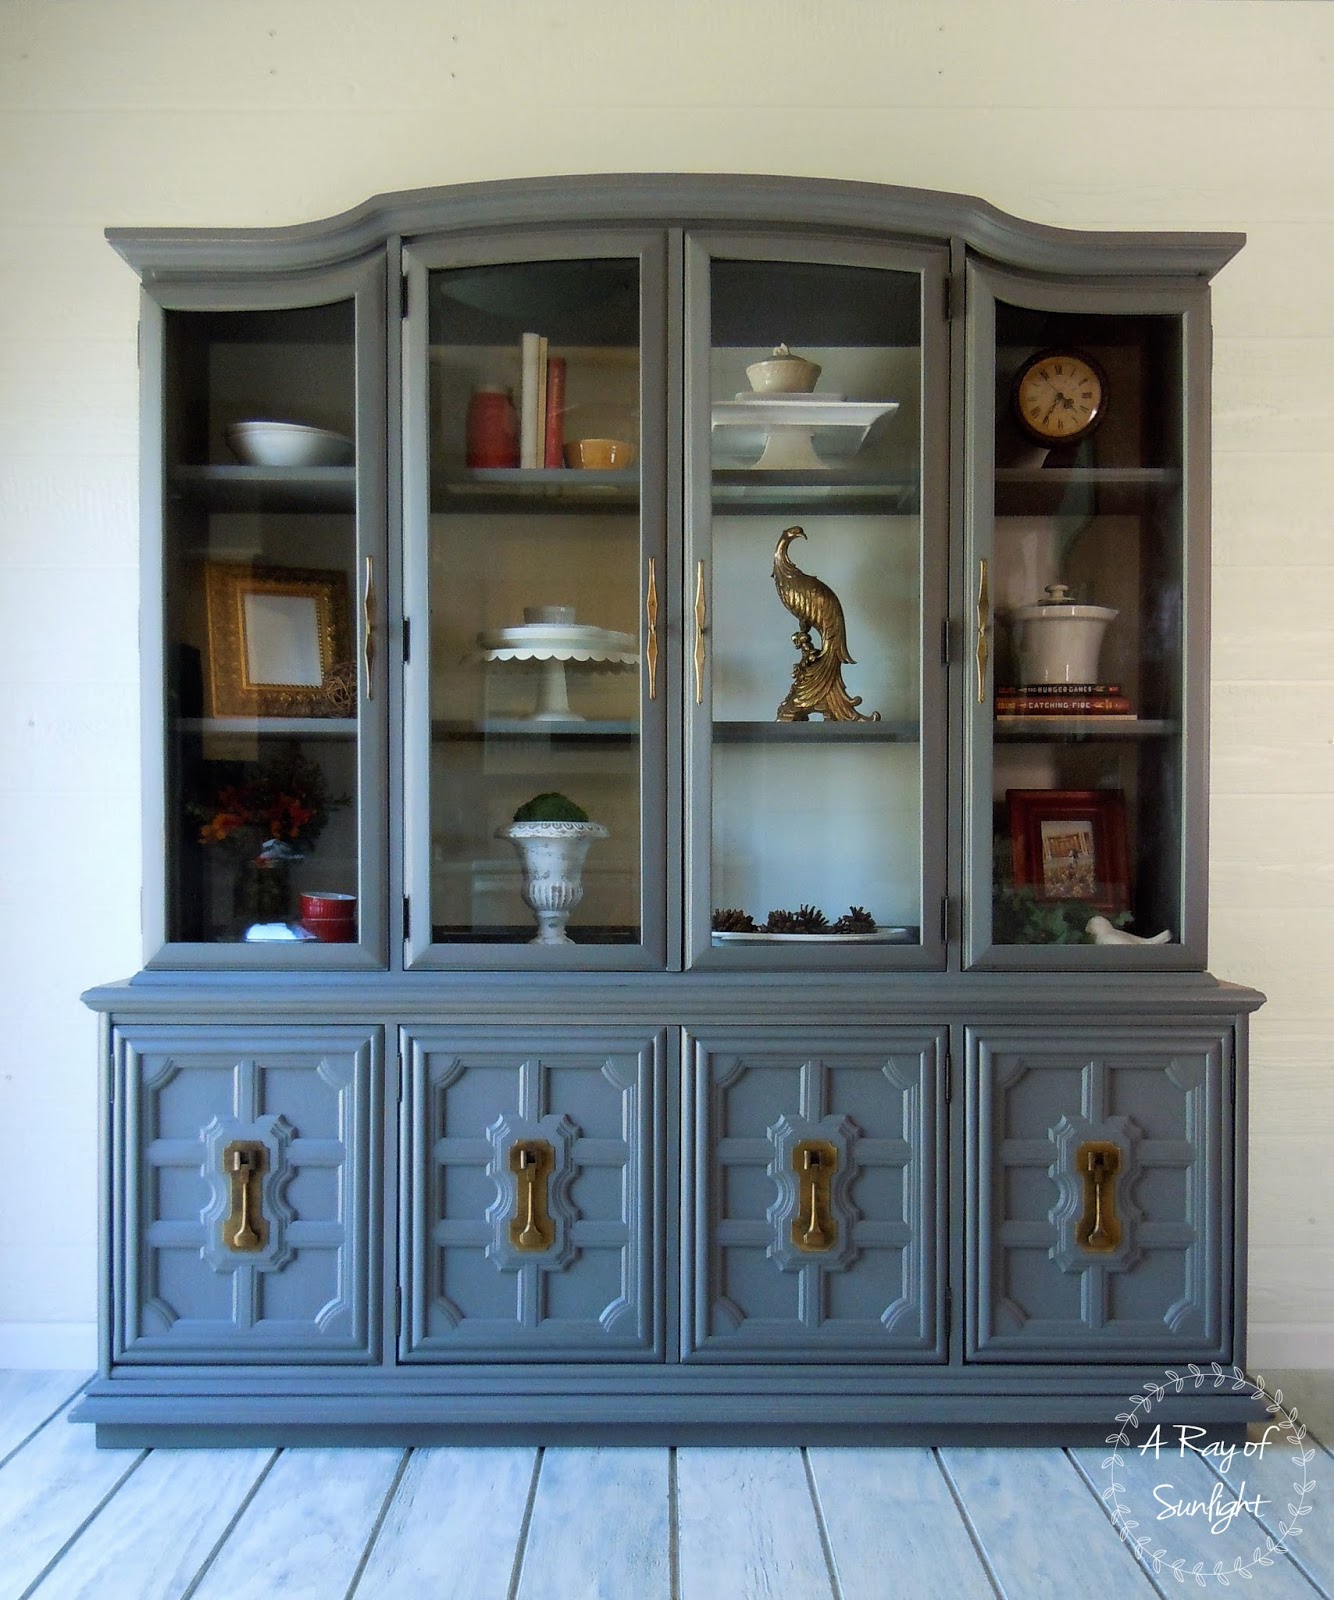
[478,623,638,720]
[711,396,900,470]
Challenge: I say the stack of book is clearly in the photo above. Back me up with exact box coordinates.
[519,332,567,468]
[995,684,1134,718]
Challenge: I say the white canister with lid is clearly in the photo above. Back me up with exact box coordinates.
[1010,583,1118,686]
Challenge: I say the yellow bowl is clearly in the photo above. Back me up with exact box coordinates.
[564,437,637,470]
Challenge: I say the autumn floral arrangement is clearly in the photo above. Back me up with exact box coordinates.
[192,753,348,925]
[194,752,345,854]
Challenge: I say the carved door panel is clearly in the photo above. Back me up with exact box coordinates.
[683,1028,945,1362]
[400,1027,663,1360]
[114,1025,379,1363]
[967,1024,1233,1361]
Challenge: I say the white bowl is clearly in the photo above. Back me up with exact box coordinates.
[745,344,822,395]
[225,420,354,468]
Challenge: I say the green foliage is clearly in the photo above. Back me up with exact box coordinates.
[512,791,590,823]
[991,836,1131,944]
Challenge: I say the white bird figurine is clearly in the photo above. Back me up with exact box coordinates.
[1086,915,1171,946]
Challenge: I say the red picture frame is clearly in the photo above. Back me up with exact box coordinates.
[1007,789,1129,913]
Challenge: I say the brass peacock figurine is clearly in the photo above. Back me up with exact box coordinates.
[772,526,880,723]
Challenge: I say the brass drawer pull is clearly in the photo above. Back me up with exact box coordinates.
[509,1139,555,1253]
[363,554,376,701]
[222,1140,268,1253]
[975,556,989,705]
[693,560,707,705]
[792,1139,838,1253]
[646,556,659,702]
[1076,1140,1123,1253]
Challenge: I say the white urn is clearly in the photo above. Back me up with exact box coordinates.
[497,820,609,945]
[1010,583,1118,686]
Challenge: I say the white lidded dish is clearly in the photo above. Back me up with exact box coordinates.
[224,420,354,468]
[1009,583,1118,685]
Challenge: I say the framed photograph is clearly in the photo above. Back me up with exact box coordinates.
[1007,789,1129,913]
[203,563,353,718]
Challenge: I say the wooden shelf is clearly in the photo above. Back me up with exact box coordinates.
[176,716,358,738]
[712,469,919,515]
[714,719,919,744]
[993,466,1180,517]
[434,467,638,513]
[994,716,1176,741]
[433,718,638,739]
[171,465,356,513]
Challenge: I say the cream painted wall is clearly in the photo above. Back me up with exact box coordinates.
[1,0,1330,1370]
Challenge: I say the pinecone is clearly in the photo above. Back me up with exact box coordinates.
[712,907,758,932]
[764,905,830,934]
[832,905,877,933]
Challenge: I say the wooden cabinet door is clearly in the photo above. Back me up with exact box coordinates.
[400,1027,663,1361]
[683,1027,946,1362]
[967,1023,1233,1361]
[113,1024,380,1364]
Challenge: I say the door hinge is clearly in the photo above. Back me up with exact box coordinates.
[402,615,410,665]
[395,1284,403,1334]
[944,275,961,323]
[944,1285,953,1325]
[401,274,410,318]
[403,895,411,942]
[943,1050,952,1104]
[941,895,951,943]
[940,617,951,666]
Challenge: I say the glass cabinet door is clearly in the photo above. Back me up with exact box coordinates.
[402,234,668,968]
[684,237,950,969]
[966,264,1210,968]
[146,258,387,966]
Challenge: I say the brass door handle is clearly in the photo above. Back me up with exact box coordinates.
[222,1140,268,1253]
[362,555,376,701]
[792,1139,838,1253]
[693,560,707,706]
[975,557,989,706]
[646,556,659,702]
[508,1139,555,1253]
[1076,1140,1123,1253]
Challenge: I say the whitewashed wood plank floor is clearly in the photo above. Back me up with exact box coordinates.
[1,1375,1329,1600]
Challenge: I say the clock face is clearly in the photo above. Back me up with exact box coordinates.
[1013,349,1108,445]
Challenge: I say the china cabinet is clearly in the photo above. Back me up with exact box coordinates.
[79,175,1263,1445]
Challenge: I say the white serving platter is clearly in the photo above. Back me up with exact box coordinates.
[712,926,919,945]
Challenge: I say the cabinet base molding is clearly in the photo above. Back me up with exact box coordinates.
[74,1375,1262,1449]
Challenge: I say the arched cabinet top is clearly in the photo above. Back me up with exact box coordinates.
[107,172,1244,282]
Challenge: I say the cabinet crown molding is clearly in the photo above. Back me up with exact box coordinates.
[107,172,1245,282]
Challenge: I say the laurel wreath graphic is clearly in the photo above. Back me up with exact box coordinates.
[1101,1364,1315,1586]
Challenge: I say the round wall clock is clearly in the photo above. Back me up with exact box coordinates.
[1011,348,1109,445]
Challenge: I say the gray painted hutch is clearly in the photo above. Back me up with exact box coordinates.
[78,175,1264,1445]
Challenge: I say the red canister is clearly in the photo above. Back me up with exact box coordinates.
[466,386,519,468]
[299,891,357,943]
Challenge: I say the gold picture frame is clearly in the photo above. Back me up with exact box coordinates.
[203,563,353,718]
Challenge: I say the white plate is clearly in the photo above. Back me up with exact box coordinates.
[712,926,919,945]
[712,399,898,431]
[479,623,634,652]
[731,390,846,404]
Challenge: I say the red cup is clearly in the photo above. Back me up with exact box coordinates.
[299,891,357,943]
[466,386,519,468]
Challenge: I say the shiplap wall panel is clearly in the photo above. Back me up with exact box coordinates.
[0,0,1329,1379]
